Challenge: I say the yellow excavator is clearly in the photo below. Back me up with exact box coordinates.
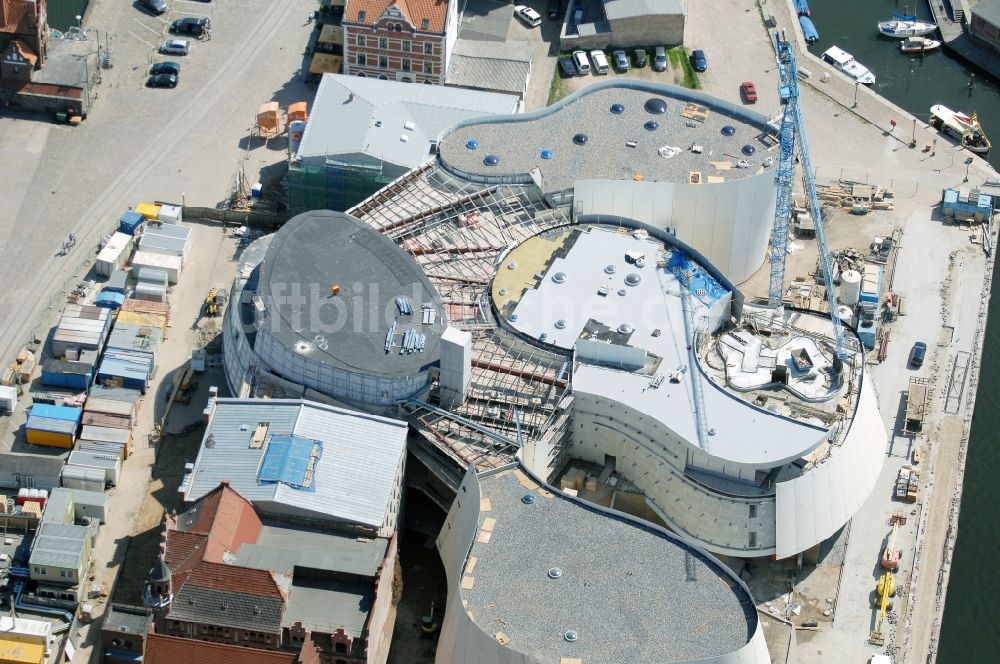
[869,571,896,646]
[203,288,227,317]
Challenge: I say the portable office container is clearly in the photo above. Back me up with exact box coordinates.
[134,282,167,303]
[79,438,129,461]
[96,352,152,393]
[67,451,121,487]
[84,396,136,423]
[134,267,169,287]
[51,305,111,357]
[95,232,134,278]
[41,359,92,391]
[95,291,126,310]
[70,489,109,523]
[134,202,161,220]
[25,416,77,448]
[157,204,182,224]
[104,270,128,294]
[131,251,181,284]
[118,211,144,235]
[61,465,106,493]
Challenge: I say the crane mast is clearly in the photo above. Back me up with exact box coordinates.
[768,32,849,361]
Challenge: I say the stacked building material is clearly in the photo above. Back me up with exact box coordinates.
[118,299,169,334]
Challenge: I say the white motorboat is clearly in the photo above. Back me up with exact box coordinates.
[821,46,876,85]
[900,36,942,54]
[878,14,937,38]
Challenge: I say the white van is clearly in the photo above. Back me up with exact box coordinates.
[572,50,591,75]
[589,50,609,74]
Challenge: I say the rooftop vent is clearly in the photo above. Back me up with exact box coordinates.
[540,332,548,341]
[403,121,415,131]
[540,149,553,159]
[466,139,479,150]
[617,288,627,296]
[721,125,736,136]
[507,261,517,270]
[644,98,668,114]
[618,323,634,334]
[509,313,518,322]
[552,271,567,284]
[644,121,659,131]
[521,494,536,505]
[400,134,409,143]
[604,264,617,274]
[624,273,642,286]
[548,567,563,579]
[742,144,756,156]
[573,133,589,145]
[498,288,509,296]
[483,154,500,166]
[555,319,567,329]
[610,103,625,114]
[564,630,579,642]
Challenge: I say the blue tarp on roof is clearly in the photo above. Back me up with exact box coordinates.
[257,434,322,492]
[30,403,83,423]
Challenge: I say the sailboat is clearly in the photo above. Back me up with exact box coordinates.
[878,13,937,38]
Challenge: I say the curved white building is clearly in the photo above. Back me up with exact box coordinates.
[435,463,772,663]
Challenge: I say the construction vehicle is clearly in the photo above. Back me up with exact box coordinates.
[869,571,896,646]
[768,32,848,360]
[881,515,903,571]
[203,288,227,317]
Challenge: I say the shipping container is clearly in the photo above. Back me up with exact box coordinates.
[67,450,121,486]
[133,282,167,303]
[51,305,112,357]
[95,232,134,278]
[133,266,168,287]
[41,359,92,391]
[25,425,75,449]
[78,438,129,461]
[95,291,126,310]
[134,202,161,220]
[81,411,132,431]
[104,270,128,294]
[96,351,152,393]
[83,396,136,422]
[131,250,181,284]
[61,465,106,492]
[157,204,183,224]
[69,488,109,523]
[118,211,144,235]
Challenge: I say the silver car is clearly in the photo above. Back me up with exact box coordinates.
[159,39,191,56]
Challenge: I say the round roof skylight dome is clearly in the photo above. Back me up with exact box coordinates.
[721,125,736,136]
[604,264,617,274]
[624,273,642,286]
[610,103,625,114]
[573,133,589,145]
[644,98,668,114]
[741,145,756,156]
[555,319,568,329]
[466,139,480,149]
[644,121,659,131]
[552,271,568,284]
[484,154,501,166]
[618,323,634,334]
[540,149,554,159]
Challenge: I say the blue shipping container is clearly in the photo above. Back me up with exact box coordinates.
[41,369,91,391]
[96,291,126,310]
[119,211,144,235]
[30,403,83,423]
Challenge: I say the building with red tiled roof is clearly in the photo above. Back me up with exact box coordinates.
[122,481,400,664]
[341,0,458,83]
[0,0,47,71]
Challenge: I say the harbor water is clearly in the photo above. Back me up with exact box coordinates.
[806,0,1000,660]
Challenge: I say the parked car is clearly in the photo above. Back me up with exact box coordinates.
[612,49,629,72]
[909,341,927,368]
[572,50,591,75]
[740,81,758,103]
[634,48,647,67]
[170,17,211,37]
[514,5,542,28]
[691,49,708,72]
[150,61,181,77]
[558,56,576,78]
[159,40,191,56]
[590,49,609,74]
[546,0,563,19]
[139,0,167,15]
[147,73,178,88]
[652,46,667,72]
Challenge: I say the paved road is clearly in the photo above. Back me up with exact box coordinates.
[0,0,315,363]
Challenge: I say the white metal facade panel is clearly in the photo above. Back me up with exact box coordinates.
[776,378,886,558]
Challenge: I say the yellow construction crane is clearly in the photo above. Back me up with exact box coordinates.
[869,571,896,646]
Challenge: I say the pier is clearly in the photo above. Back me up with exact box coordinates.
[928,0,1000,79]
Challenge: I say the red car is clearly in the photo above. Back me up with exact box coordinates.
[740,81,758,103]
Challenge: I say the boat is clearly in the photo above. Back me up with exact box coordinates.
[799,16,819,44]
[794,0,811,17]
[878,13,937,38]
[821,46,876,85]
[930,105,992,154]
[900,36,941,54]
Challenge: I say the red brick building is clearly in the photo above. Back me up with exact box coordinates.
[342,0,458,83]
[0,0,49,80]
[136,482,400,664]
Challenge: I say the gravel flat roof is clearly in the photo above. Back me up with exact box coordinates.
[464,469,757,662]
[254,210,444,377]
[439,83,778,191]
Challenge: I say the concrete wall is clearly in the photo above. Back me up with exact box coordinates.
[560,14,685,50]
[573,172,777,285]
[366,535,399,664]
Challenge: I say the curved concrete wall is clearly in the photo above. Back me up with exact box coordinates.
[434,464,772,664]
[572,173,777,285]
